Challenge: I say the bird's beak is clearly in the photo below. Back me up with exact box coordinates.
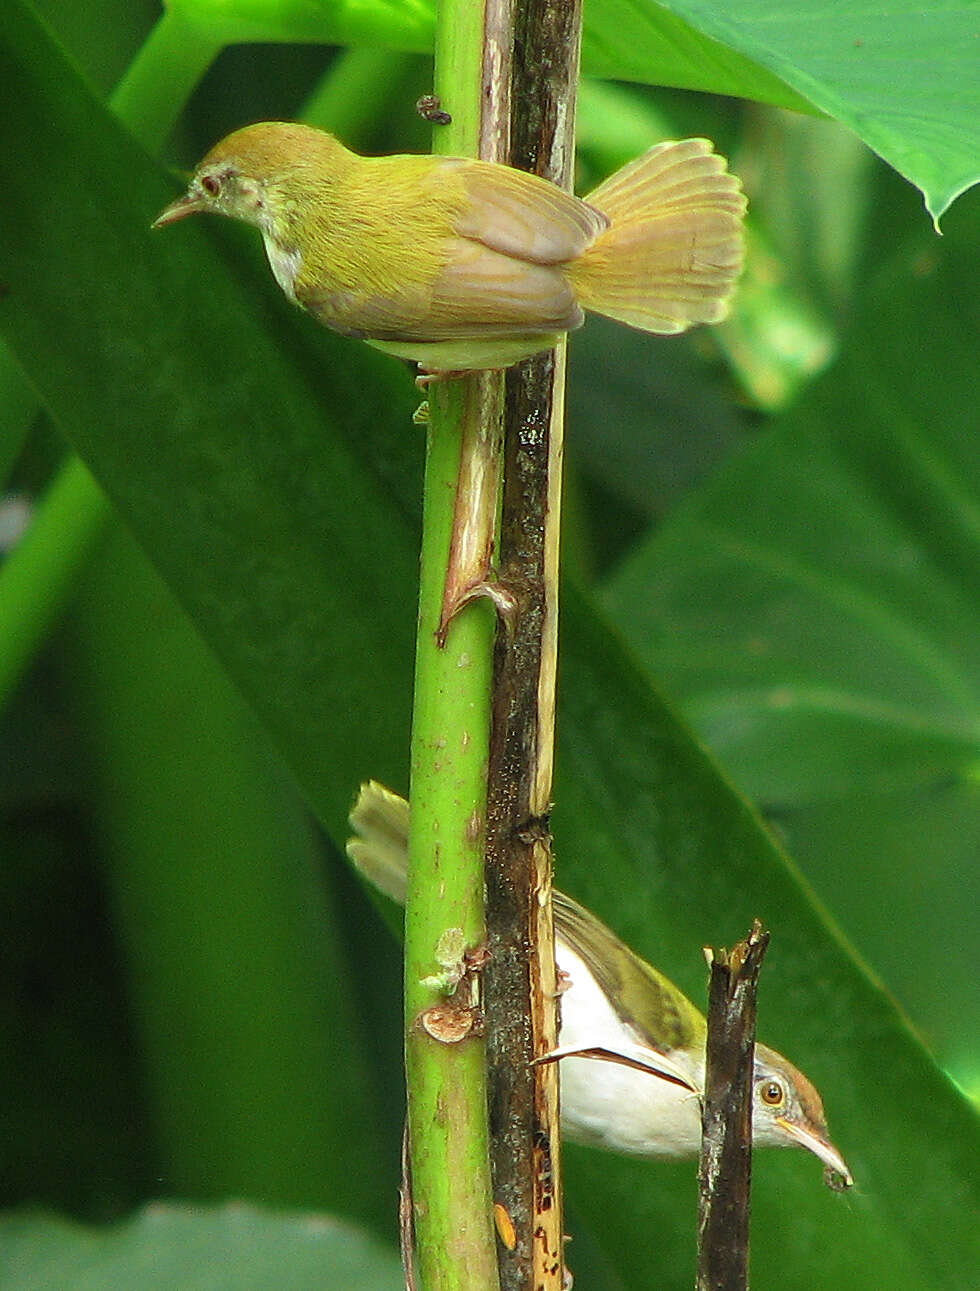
[152,191,206,229]
[777,1116,854,1188]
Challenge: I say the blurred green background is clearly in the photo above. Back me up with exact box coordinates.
[0,0,977,1286]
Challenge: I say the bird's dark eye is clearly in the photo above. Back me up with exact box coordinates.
[200,174,221,197]
[759,1080,785,1107]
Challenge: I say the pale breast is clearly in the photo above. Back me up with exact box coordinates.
[556,943,703,1158]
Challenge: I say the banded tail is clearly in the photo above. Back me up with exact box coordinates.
[568,139,746,334]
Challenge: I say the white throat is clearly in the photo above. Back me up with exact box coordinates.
[261,232,303,304]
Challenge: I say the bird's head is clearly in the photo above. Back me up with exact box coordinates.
[751,1044,852,1188]
[152,122,352,233]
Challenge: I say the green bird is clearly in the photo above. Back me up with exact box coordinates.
[153,122,744,376]
[347,782,852,1188]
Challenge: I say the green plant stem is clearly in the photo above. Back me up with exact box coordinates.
[404,385,500,1291]
[401,6,503,1290]
[166,0,435,51]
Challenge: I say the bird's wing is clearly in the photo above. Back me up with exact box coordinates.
[296,277,429,339]
[406,161,606,337]
[301,236,584,342]
[346,781,409,905]
[554,892,707,1055]
[421,235,584,338]
[453,161,608,264]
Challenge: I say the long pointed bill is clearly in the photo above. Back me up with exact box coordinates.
[152,192,207,228]
[777,1116,854,1189]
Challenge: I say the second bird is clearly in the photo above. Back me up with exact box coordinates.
[154,122,746,375]
[347,782,852,1188]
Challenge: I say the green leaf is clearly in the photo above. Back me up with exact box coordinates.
[604,195,980,1092]
[580,0,813,110]
[647,0,980,225]
[0,1205,403,1290]
[605,202,979,805]
[0,0,421,840]
[555,590,979,1290]
[784,781,980,1097]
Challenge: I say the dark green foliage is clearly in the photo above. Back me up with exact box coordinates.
[0,0,976,1286]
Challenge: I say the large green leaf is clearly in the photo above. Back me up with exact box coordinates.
[555,592,979,1290]
[580,0,810,109]
[1,5,977,1288]
[648,0,980,224]
[608,204,979,804]
[784,782,980,1097]
[603,193,980,1091]
[0,0,420,840]
[0,1205,403,1290]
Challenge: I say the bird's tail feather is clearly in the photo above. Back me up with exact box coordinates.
[347,781,409,905]
[569,138,746,334]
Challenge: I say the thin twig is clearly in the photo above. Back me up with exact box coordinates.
[697,920,770,1291]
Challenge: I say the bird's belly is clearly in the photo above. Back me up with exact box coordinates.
[555,944,703,1158]
[368,333,561,372]
[559,1054,702,1157]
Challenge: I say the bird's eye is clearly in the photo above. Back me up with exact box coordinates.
[200,174,221,197]
[759,1080,785,1107]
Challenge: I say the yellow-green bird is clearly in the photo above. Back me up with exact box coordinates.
[153,122,745,375]
[347,782,852,1188]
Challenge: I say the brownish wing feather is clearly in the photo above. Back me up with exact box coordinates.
[454,161,608,263]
